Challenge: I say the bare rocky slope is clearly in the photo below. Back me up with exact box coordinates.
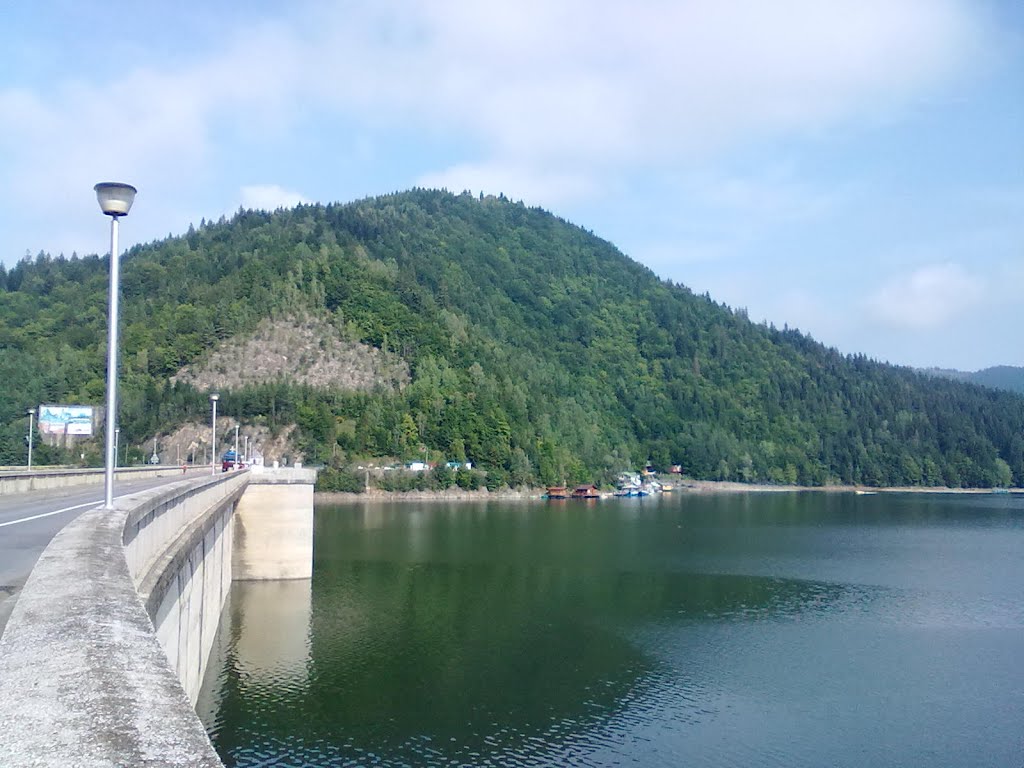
[171,313,409,392]
[160,313,408,466]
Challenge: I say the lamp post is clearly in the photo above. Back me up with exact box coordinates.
[234,424,240,470]
[114,427,119,469]
[95,182,137,509]
[210,393,219,475]
[26,408,36,470]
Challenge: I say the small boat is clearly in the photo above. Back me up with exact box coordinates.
[546,485,568,500]
[614,487,650,497]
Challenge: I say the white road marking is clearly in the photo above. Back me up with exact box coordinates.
[0,500,101,529]
[0,492,141,529]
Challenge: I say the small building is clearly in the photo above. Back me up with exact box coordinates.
[571,484,600,499]
[546,485,568,499]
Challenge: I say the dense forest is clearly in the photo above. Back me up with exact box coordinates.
[2,188,1022,488]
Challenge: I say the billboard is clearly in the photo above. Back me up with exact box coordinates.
[38,405,95,436]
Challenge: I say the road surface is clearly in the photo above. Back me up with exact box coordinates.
[0,474,196,637]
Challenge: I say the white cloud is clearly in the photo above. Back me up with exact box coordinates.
[240,185,310,212]
[866,263,985,330]
[311,0,984,169]
[0,0,994,260]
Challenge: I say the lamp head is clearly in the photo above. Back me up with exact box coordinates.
[94,182,137,217]
[210,393,219,402]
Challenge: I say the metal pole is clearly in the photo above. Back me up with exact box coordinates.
[103,216,121,509]
[211,398,218,475]
[27,409,35,470]
[234,424,239,470]
[114,428,119,469]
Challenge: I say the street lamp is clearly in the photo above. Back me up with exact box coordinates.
[234,424,240,470]
[27,408,36,470]
[95,182,137,509]
[210,393,219,475]
[114,427,119,469]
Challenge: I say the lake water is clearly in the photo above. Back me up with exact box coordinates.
[197,492,1024,767]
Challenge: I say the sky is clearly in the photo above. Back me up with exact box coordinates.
[1,1,1021,371]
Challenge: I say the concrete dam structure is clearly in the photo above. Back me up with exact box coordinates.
[0,467,315,767]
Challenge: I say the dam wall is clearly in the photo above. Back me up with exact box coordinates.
[0,468,315,766]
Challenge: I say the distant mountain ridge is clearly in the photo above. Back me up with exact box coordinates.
[2,188,1023,488]
[921,366,1024,395]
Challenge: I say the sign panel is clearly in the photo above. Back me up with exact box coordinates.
[38,405,94,436]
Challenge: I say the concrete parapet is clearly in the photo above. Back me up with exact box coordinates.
[0,475,231,766]
[0,466,317,766]
[127,473,248,707]
[0,465,206,495]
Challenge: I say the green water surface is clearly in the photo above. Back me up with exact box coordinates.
[198,491,1024,767]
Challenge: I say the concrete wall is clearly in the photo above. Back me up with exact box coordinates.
[127,473,248,707]
[0,474,234,766]
[233,468,317,580]
[0,464,207,495]
[0,467,315,767]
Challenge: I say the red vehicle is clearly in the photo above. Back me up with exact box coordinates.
[221,450,243,472]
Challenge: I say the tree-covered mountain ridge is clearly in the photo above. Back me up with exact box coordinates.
[920,366,1024,396]
[1,188,1022,488]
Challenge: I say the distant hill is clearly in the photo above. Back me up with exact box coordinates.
[921,366,1024,395]
[2,189,1022,488]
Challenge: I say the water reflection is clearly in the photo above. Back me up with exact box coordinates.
[199,494,1024,767]
[198,579,312,754]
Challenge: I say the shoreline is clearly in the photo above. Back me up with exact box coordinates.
[315,481,1022,503]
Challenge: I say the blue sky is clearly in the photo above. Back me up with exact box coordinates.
[2,1,1021,371]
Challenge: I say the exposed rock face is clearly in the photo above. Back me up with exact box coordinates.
[151,420,300,468]
[171,314,409,393]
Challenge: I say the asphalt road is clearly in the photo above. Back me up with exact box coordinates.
[0,474,197,637]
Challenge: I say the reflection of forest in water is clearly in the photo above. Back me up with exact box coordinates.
[202,497,864,765]
[200,493,1024,768]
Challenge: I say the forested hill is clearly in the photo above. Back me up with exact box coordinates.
[2,188,1022,488]
[922,366,1024,396]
